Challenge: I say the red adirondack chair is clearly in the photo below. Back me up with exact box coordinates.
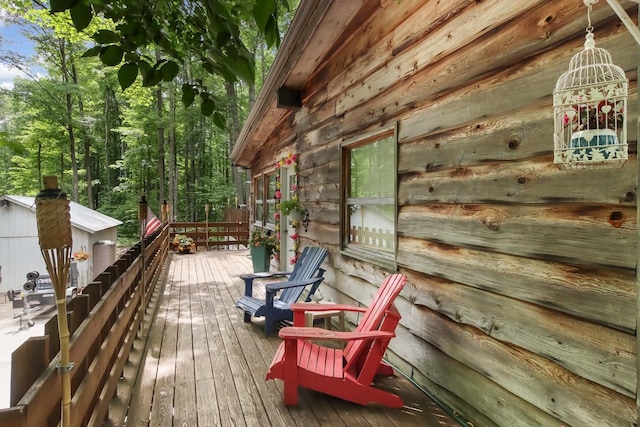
[265,273,407,407]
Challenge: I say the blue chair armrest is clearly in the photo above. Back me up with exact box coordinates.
[240,271,292,296]
[264,277,324,309]
[265,277,324,292]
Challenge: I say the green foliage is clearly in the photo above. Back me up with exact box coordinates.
[254,0,281,48]
[0,0,301,241]
[279,197,305,215]
[50,0,73,13]
[249,228,277,255]
[253,0,276,32]
[100,45,124,66]
[45,0,293,121]
[160,61,179,82]
[0,132,27,155]
[92,29,120,44]
[118,62,138,90]
[182,84,197,107]
[173,234,194,247]
[69,1,92,31]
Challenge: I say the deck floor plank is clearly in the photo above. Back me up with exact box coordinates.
[149,254,181,426]
[210,255,304,427]
[201,256,246,427]
[207,254,272,427]
[213,254,326,427]
[173,256,198,426]
[117,258,171,427]
[192,251,223,427]
[118,250,461,427]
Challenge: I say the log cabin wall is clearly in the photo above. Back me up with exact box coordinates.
[242,0,639,425]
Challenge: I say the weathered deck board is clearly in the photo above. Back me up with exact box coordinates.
[118,258,171,427]
[192,253,222,427]
[209,255,302,427]
[173,256,198,426]
[117,251,462,426]
[150,255,180,425]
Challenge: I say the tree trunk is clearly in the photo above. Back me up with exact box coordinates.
[226,81,245,205]
[104,86,110,190]
[59,39,79,201]
[37,142,42,187]
[168,82,177,222]
[71,62,94,208]
[156,50,166,206]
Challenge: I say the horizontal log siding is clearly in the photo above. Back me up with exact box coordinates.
[248,0,639,425]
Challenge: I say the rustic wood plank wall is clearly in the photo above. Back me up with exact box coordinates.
[249,0,639,425]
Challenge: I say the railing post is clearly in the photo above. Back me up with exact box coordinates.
[10,337,50,407]
[138,196,147,335]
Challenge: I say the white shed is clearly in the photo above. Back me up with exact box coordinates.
[0,195,123,293]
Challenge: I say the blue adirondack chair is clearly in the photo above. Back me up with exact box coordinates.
[235,246,328,334]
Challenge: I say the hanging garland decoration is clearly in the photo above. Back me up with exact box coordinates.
[274,153,300,265]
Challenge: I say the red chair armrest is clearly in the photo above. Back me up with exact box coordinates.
[289,302,367,314]
[278,326,395,341]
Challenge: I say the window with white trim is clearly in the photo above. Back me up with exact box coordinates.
[254,172,277,227]
[254,176,264,224]
[341,124,397,267]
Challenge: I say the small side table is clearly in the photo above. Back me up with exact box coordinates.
[304,303,345,331]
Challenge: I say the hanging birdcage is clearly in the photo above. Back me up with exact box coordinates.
[553,1,628,168]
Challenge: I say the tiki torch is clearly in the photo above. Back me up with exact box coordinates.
[35,176,73,427]
[161,199,168,223]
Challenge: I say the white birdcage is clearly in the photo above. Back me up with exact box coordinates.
[553,2,628,168]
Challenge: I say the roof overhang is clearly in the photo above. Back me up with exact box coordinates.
[0,195,123,234]
[231,0,368,167]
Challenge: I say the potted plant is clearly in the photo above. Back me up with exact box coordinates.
[248,229,277,272]
[279,197,306,221]
[173,234,195,254]
[72,248,90,262]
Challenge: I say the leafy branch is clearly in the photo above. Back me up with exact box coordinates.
[49,0,289,124]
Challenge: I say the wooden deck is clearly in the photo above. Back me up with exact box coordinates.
[109,250,461,427]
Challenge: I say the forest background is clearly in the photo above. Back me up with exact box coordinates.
[0,0,299,241]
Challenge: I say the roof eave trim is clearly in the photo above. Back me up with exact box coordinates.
[230,0,333,165]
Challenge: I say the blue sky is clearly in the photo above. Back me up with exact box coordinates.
[0,16,36,89]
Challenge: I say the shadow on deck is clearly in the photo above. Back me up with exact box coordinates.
[108,250,461,427]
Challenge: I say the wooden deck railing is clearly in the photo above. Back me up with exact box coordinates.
[0,224,169,427]
[169,221,249,250]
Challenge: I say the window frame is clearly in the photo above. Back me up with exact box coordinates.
[339,123,398,271]
[253,169,277,230]
[254,175,265,226]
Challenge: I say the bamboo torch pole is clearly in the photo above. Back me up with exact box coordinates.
[205,203,210,251]
[35,176,73,427]
[161,200,168,251]
[138,196,147,334]
[163,201,171,248]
